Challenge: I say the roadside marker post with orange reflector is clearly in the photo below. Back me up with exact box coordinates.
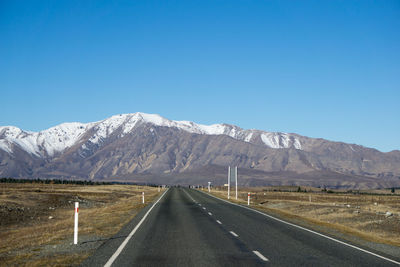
[248,192,250,206]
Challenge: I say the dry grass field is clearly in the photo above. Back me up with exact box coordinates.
[209,186,400,247]
[0,182,163,266]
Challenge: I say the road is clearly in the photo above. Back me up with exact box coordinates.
[82,187,400,266]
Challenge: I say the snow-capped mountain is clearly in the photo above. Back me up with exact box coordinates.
[0,123,90,157]
[0,112,399,189]
[0,112,303,158]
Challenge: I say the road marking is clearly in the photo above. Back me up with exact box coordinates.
[104,188,169,267]
[230,231,239,237]
[216,220,222,224]
[183,189,197,203]
[200,191,400,266]
[203,207,206,210]
[253,251,269,262]
[208,212,212,216]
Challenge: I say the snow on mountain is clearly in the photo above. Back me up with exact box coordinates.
[37,123,91,156]
[261,132,302,149]
[0,126,41,156]
[92,113,302,150]
[0,112,303,157]
[0,123,90,157]
[86,113,243,144]
[0,140,12,154]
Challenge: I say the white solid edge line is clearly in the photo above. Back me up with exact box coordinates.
[253,250,269,262]
[230,231,239,237]
[216,220,222,224]
[104,188,169,267]
[199,190,400,266]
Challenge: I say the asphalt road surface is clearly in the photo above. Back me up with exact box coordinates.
[82,187,400,266]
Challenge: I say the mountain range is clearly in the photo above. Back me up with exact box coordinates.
[1,112,399,189]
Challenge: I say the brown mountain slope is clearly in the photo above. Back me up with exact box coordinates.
[29,124,400,189]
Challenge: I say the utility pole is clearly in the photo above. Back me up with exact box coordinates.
[235,166,238,200]
[228,166,231,199]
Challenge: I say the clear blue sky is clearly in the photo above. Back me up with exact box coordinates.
[1,1,399,152]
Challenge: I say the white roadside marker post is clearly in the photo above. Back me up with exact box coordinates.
[248,192,250,206]
[227,166,231,199]
[158,186,160,192]
[74,202,79,245]
[208,182,211,192]
[235,166,238,200]
[142,192,145,204]
[309,195,311,202]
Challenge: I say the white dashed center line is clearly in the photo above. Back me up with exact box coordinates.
[208,212,212,216]
[253,251,269,262]
[183,190,197,203]
[229,231,239,237]
[216,220,222,224]
[202,207,206,210]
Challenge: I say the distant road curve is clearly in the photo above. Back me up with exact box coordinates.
[82,187,400,266]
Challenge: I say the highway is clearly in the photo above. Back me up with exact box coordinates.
[82,187,400,266]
